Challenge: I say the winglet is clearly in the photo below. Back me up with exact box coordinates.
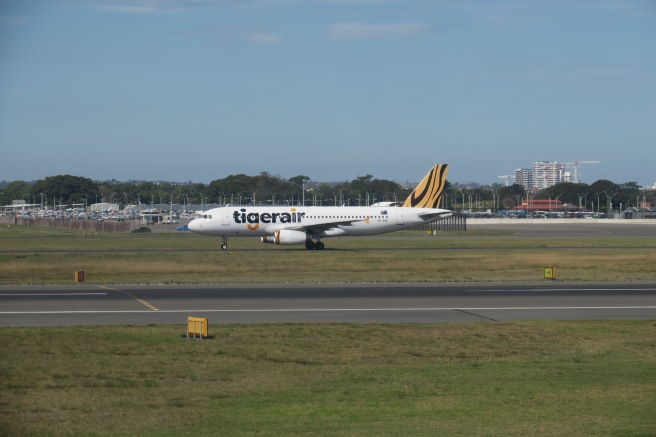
[402,164,449,208]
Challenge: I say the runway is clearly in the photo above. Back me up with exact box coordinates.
[1,282,655,326]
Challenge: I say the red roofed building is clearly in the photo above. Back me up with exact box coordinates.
[512,199,568,212]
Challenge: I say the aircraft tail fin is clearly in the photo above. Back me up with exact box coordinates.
[402,164,449,208]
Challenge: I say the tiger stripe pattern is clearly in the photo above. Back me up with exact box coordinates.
[401,164,449,208]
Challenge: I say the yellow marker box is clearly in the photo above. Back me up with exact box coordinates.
[187,317,208,339]
[544,267,556,280]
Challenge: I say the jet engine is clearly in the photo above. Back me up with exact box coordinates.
[261,229,307,245]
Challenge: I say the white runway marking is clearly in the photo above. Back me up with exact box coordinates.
[1,306,655,315]
[0,293,107,297]
[476,288,656,292]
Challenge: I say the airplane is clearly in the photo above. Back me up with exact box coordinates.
[187,164,452,250]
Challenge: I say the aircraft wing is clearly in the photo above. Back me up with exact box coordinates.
[300,218,362,232]
[264,218,362,234]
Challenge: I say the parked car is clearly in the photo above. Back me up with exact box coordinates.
[131,227,151,233]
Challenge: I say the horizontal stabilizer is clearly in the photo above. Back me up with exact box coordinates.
[418,211,453,221]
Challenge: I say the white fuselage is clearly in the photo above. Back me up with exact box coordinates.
[187,205,452,240]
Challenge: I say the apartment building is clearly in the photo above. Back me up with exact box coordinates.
[515,161,566,191]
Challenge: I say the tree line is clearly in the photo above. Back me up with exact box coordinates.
[0,173,414,209]
[1,173,653,212]
[448,180,652,213]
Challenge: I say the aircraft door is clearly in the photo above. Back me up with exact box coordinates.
[396,208,404,225]
[222,209,231,226]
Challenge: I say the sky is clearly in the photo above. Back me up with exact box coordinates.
[1,0,655,187]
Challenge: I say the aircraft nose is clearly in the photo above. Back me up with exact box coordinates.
[187,219,200,233]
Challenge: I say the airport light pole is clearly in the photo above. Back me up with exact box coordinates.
[604,191,616,218]
[548,193,551,213]
[575,193,587,213]
[493,190,499,213]
[526,194,532,215]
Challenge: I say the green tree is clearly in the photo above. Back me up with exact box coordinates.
[616,182,642,209]
[288,175,311,205]
[336,175,408,206]
[30,175,100,207]
[0,181,32,205]
[289,175,310,187]
[253,172,288,204]
[205,174,257,205]
[498,184,526,210]
[587,179,620,211]
[540,182,589,207]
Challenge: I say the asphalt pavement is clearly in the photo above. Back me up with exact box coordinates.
[1,282,654,326]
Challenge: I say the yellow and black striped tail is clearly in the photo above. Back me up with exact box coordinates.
[402,164,449,208]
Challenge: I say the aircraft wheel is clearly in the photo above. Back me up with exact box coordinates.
[305,240,315,250]
[315,241,325,250]
[221,243,228,250]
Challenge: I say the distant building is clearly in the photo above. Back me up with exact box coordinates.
[90,203,119,212]
[532,161,565,190]
[514,169,532,190]
[140,212,163,225]
[513,161,571,191]
[512,199,565,212]
[1,201,40,213]
[621,206,656,220]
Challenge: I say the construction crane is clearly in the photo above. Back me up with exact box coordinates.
[564,161,600,183]
[498,175,513,186]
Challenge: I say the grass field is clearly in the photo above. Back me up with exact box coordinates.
[1,226,655,436]
[2,225,656,284]
[1,321,655,436]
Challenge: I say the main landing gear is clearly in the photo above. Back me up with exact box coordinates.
[305,240,325,250]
